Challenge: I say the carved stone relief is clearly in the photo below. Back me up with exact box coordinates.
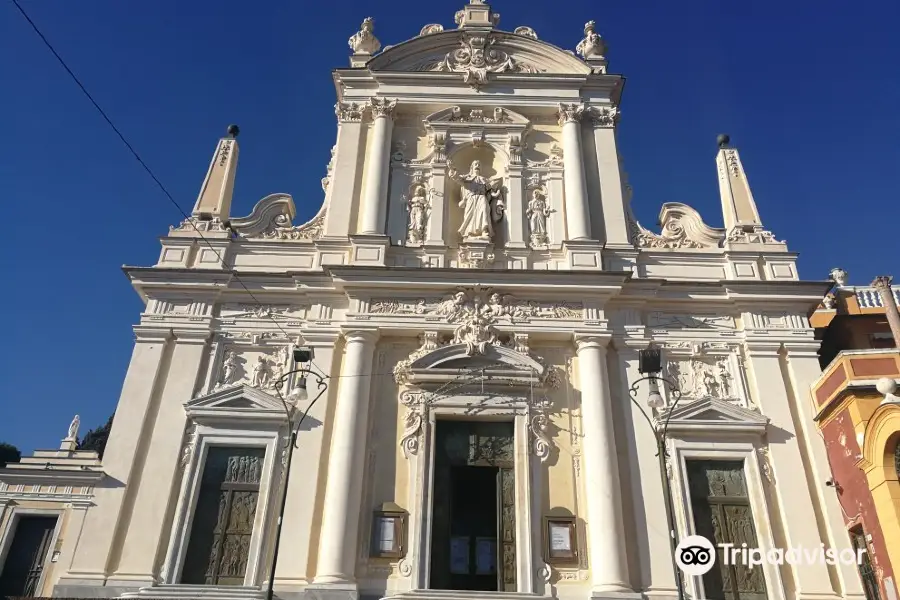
[648,312,735,330]
[725,226,784,245]
[370,288,583,322]
[213,345,292,392]
[447,106,513,124]
[419,32,538,88]
[664,356,737,403]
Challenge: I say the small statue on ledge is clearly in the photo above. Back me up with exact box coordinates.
[405,184,430,244]
[67,415,80,440]
[526,188,554,247]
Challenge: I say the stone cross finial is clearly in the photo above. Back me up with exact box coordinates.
[349,17,381,55]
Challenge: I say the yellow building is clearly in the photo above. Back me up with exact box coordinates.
[811,271,900,600]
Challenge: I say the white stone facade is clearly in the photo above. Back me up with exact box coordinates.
[3,3,863,600]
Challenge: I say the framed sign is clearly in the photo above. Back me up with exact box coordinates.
[544,516,578,564]
[450,536,470,574]
[475,537,497,575]
[370,504,407,559]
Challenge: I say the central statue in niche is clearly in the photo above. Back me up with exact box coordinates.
[448,159,505,241]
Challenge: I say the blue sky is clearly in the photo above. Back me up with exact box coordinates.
[2,0,898,453]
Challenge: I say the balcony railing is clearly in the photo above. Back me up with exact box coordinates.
[854,286,900,309]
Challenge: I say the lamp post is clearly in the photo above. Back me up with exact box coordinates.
[266,347,329,600]
[628,346,687,600]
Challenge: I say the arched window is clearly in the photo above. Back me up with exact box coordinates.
[893,441,900,479]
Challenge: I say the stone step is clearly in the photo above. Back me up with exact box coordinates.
[382,591,547,600]
[118,584,265,600]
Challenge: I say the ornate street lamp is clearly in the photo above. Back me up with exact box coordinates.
[266,347,329,600]
[629,345,687,600]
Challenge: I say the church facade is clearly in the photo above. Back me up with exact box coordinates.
[1,3,868,600]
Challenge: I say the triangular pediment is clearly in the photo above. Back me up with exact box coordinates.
[663,397,769,435]
[185,384,286,424]
[366,30,592,77]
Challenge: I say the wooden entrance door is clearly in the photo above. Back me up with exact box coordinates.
[180,446,266,585]
[686,459,767,600]
[430,420,516,592]
[0,515,57,597]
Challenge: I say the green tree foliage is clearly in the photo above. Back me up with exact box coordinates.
[0,442,21,467]
[77,413,114,460]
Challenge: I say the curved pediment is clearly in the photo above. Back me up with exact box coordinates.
[401,343,550,388]
[412,343,545,373]
[366,29,591,81]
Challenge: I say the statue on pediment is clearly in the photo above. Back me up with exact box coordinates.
[576,21,606,60]
[448,159,505,242]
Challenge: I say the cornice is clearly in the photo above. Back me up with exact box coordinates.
[0,467,105,486]
[299,327,343,346]
[172,329,212,344]
[133,325,173,343]
[723,280,832,301]
[325,266,629,297]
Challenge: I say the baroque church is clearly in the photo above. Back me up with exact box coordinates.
[0,3,869,600]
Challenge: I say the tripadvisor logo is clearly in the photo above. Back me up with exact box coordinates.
[675,535,865,576]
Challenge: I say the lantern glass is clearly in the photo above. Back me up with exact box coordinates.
[638,348,662,375]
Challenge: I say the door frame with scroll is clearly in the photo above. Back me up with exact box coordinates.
[403,393,545,595]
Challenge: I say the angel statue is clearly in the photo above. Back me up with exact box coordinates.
[447,159,505,242]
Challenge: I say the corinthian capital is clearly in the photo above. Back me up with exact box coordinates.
[589,105,620,128]
[557,103,586,126]
[368,97,398,119]
[335,102,364,123]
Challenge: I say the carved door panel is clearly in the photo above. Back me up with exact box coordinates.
[497,467,517,591]
[687,460,767,600]
[0,516,57,597]
[181,447,265,586]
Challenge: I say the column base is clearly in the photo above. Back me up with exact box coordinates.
[503,248,531,270]
[304,583,359,600]
[563,240,602,270]
[349,235,389,266]
[601,245,639,274]
[590,590,642,600]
